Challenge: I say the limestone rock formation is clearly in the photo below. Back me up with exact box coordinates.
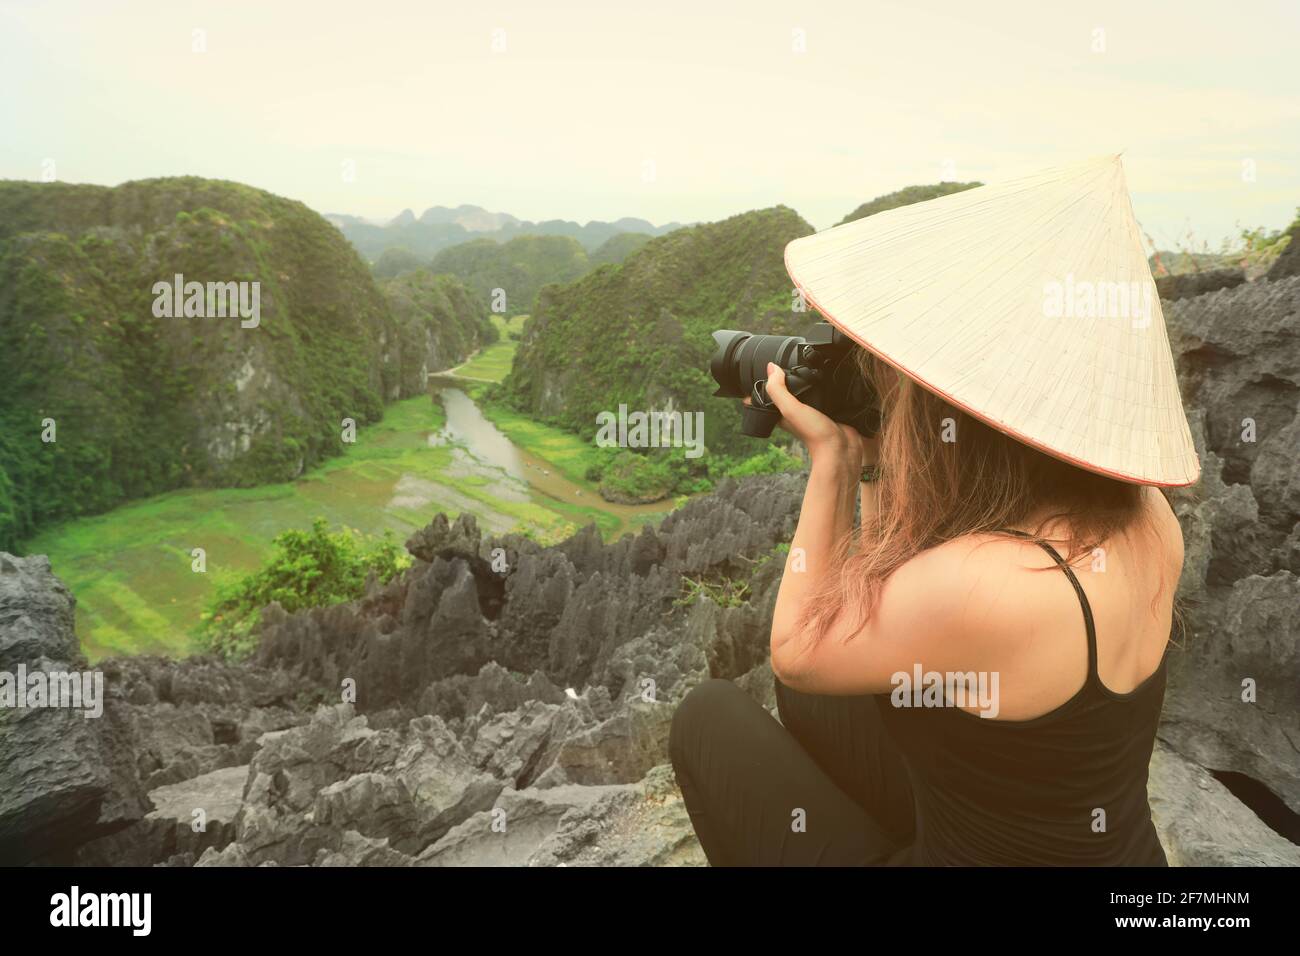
[1155,267,1246,302]
[1164,276,1300,814]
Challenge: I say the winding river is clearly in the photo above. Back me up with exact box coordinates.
[29,379,677,660]
[428,381,672,528]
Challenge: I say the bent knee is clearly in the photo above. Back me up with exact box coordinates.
[669,678,751,759]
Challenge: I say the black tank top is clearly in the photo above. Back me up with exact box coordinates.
[877,529,1170,866]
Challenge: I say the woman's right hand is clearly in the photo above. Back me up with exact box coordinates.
[756,363,879,471]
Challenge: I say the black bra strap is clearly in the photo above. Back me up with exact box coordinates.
[995,528,1099,678]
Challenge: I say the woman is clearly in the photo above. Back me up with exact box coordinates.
[669,156,1198,866]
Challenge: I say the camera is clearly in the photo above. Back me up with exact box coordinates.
[708,321,882,439]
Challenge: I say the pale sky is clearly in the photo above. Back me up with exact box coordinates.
[2,0,1297,247]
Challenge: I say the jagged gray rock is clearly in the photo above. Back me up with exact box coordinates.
[1167,276,1300,532]
[525,764,706,866]
[416,764,705,867]
[1149,741,1300,866]
[1164,275,1300,815]
[1160,570,1299,811]
[0,553,78,667]
[1156,267,1246,302]
[0,554,150,864]
[415,782,630,866]
[76,764,248,866]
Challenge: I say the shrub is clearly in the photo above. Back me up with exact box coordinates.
[199,517,410,660]
[720,443,804,479]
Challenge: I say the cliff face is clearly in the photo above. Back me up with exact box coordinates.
[0,179,493,550]
[0,277,1295,869]
[377,270,498,399]
[1163,275,1300,814]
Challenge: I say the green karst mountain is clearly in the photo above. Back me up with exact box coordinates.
[837,181,982,224]
[371,246,425,279]
[428,234,592,316]
[497,205,818,461]
[0,178,493,552]
[589,232,652,267]
[379,270,498,392]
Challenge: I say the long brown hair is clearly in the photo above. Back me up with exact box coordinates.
[795,347,1160,642]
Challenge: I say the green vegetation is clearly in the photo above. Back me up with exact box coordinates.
[422,232,656,319]
[675,573,752,609]
[429,235,590,316]
[837,181,982,225]
[590,232,652,267]
[674,543,791,610]
[0,178,493,552]
[379,270,498,393]
[25,393,653,660]
[586,443,803,504]
[451,315,528,381]
[8,179,974,661]
[1235,219,1292,273]
[333,212,474,261]
[451,321,783,511]
[1264,209,1300,279]
[371,246,425,278]
[493,205,818,474]
[23,297,674,660]
[1147,209,1297,278]
[200,518,411,661]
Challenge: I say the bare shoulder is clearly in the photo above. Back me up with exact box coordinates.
[872,532,1067,671]
[881,531,1059,607]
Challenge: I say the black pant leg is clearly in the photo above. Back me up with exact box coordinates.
[773,677,917,844]
[669,678,902,866]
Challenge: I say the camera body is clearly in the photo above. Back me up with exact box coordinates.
[708,321,882,438]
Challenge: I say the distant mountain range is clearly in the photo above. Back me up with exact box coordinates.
[372,232,657,315]
[325,204,687,261]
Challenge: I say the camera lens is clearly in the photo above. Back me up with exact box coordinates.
[709,331,803,398]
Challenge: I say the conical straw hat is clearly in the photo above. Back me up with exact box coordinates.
[785,155,1200,486]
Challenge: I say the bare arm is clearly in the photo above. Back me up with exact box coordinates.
[769,452,859,659]
[755,363,877,669]
[759,363,1004,697]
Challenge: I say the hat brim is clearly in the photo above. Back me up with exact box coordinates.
[786,251,1197,487]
